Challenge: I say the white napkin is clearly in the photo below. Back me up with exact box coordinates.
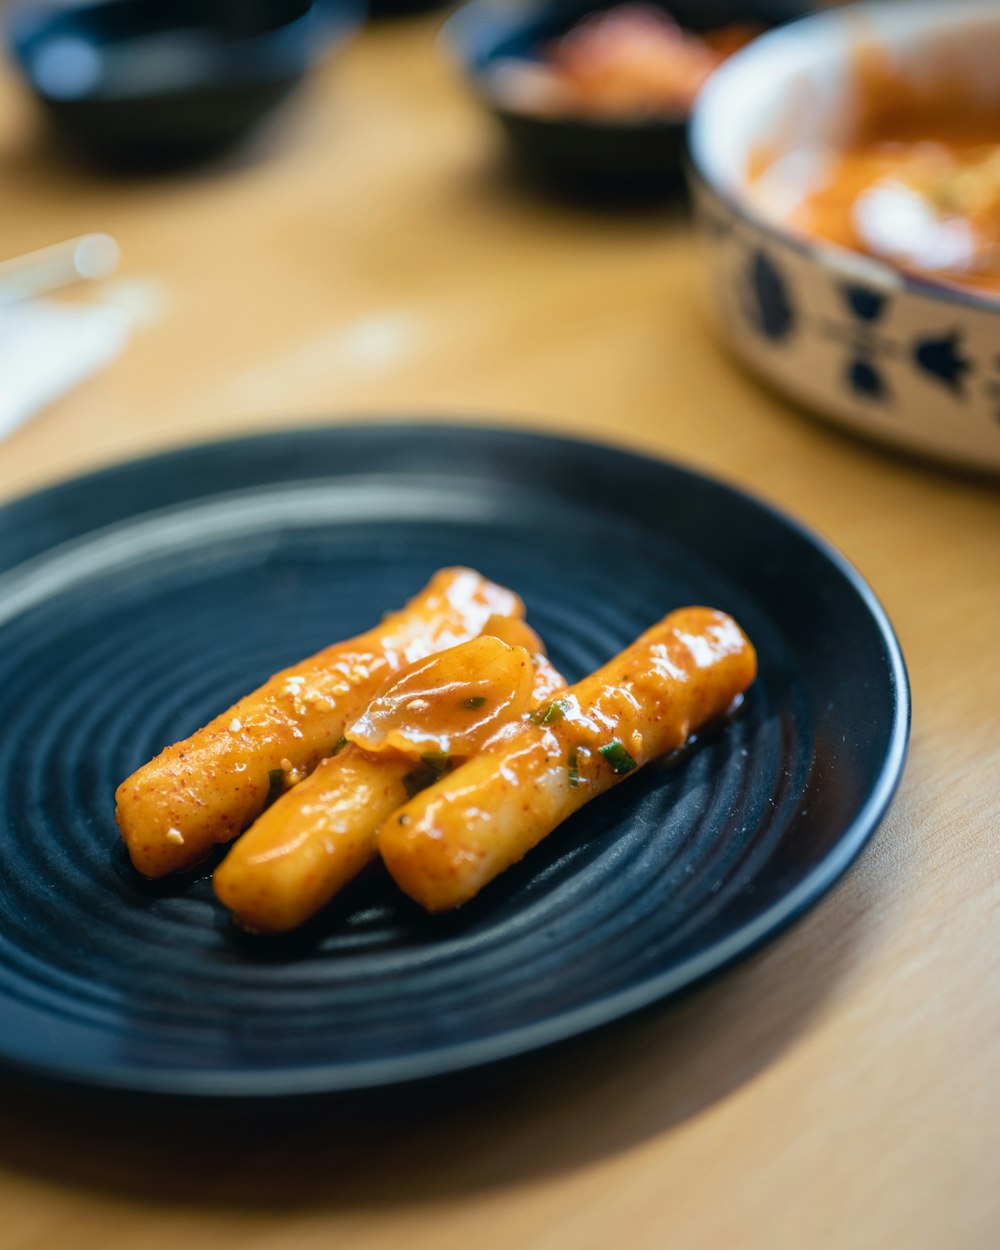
[0,299,130,442]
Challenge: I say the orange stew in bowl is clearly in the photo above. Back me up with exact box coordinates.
[788,47,1000,296]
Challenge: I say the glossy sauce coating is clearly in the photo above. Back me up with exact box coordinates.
[213,746,413,933]
[347,633,537,760]
[213,625,565,933]
[378,607,757,912]
[115,568,524,877]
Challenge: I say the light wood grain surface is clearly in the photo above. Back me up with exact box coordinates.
[0,15,997,1250]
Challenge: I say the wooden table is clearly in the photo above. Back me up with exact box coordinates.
[0,16,997,1250]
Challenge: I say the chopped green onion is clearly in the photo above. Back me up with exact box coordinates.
[598,740,637,775]
[462,695,487,709]
[331,735,348,756]
[403,764,436,798]
[265,768,285,805]
[530,697,571,726]
[543,698,570,724]
[403,752,453,799]
[567,746,580,789]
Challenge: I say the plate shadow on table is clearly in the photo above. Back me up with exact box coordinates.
[0,828,895,1212]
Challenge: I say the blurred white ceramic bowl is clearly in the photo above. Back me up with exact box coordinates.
[688,0,1000,474]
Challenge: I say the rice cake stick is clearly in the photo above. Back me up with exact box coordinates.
[379,607,756,912]
[116,568,523,877]
[214,622,565,933]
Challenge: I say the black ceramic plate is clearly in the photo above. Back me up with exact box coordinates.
[0,424,908,1101]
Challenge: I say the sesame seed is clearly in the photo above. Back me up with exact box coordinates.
[229,718,242,732]
[166,828,185,845]
[279,758,293,773]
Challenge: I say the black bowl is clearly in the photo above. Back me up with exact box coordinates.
[7,0,365,171]
[443,0,817,199]
[368,0,450,15]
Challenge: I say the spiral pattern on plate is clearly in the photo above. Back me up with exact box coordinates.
[0,425,908,1097]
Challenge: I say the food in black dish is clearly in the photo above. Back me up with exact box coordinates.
[486,4,761,122]
[5,0,365,171]
[443,0,816,197]
[0,424,908,1100]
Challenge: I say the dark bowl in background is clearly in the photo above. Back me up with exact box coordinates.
[442,0,817,199]
[368,0,451,16]
[6,0,366,171]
